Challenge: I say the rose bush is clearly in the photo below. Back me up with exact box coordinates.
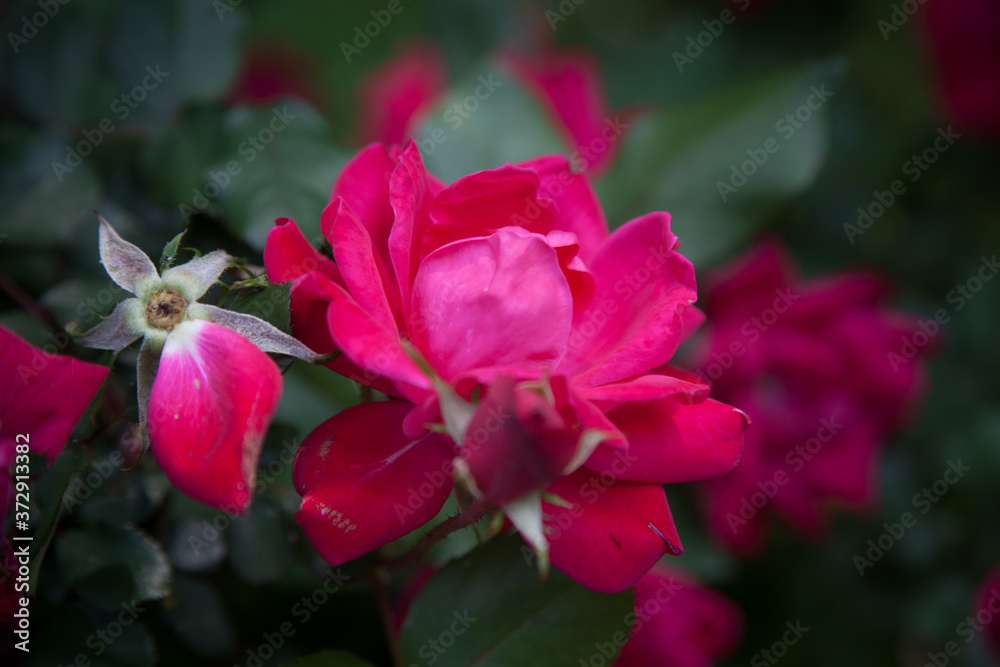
[264,141,747,592]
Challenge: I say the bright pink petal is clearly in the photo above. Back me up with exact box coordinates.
[293,401,453,566]
[578,368,710,411]
[327,143,400,274]
[517,154,609,262]
[424,163,561,253]
[506,50,624,174]
[357,41,447,145]
[388,142,437,320]
[147,320,281,513]
[320,278,430,397]
[328,199,403,329]
[586,398,746,484]
[545,469,681,593]
[561,213,698,386]
[0,325,109,461]
[410,228,572,380]
[264,217,342,285]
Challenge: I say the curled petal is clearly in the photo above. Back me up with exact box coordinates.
[98,215,159,296]
[293,401,453,566]
[545,469,681,593]
[76,298,145,353]
[162,250,233,302]
[147,320,281,513]
[586,398,747,484]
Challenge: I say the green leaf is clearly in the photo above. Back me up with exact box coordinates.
[29,447,88,588]
[159,229,187,271]
[142,108,229,206]
[0,129,102,246]
[284,650,377,667]
[161,574,236,658]
[56,524,172,602]
[415,69,569,184]
[227,281,292,334]
[227,498,293,584]
[399,536,635,666]
[105,0,244,119]
[211,101,349,249]
[598,59,845,265]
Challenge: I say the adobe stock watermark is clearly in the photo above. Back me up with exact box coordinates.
[699,287,799,381]
[750,620,810,666]
[725,416,842,534]
[854,459,969,576]
[178,105,297,222]
[51,65,170,181]
[546,0,587,30]
[887,254,997,373]
[339,0,413,63]
[672,0,754,73]
[922,588,1000,667]
[7,0,71,54]
[406,610,477,667]
[717,83,834,202]
[416,72,505,159]
[235,568,350,667]
[578,577,683,666]
[844,126,960,244]
[877,0,928,41]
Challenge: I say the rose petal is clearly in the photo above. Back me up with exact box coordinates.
[0,325,109,461]
[293,401,453,566]
[147,320,281,513]
[410,228,572,380]
[561,212,697,387]
[544,469,681,593]
[585,398,746,484]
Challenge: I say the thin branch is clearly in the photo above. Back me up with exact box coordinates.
[378,500,493,572]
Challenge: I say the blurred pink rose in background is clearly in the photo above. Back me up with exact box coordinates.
[695,242,927,552]
[924,0,1000,135]
[616,562,743,667]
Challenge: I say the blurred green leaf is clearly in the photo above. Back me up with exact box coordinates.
[284,650,376,667]
[105,0,244,120]
[0,130,102,246]
[400,536,634,666]
[208,101,348,249]
[142,109,229,205]
[56,524,172,602]
[599,59,845,265]
[416,69,568,183]
[161,574,236,659]
[29,447,88,588]
[227,498,293,585]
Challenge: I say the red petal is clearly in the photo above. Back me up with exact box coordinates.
[545,469,681,593]
[586,398,746,484]
[0,325,109,461]
[147,320,281,513]
[356,41,447,145]
[293,401,453,566]
[561,213,697,387]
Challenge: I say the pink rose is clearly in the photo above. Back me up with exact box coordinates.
[265,142,747,592]
[616,563,743,667]
[355,39,629,173]
[696,241,926,552]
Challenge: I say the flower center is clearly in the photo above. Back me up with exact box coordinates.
[145,289,188,330]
